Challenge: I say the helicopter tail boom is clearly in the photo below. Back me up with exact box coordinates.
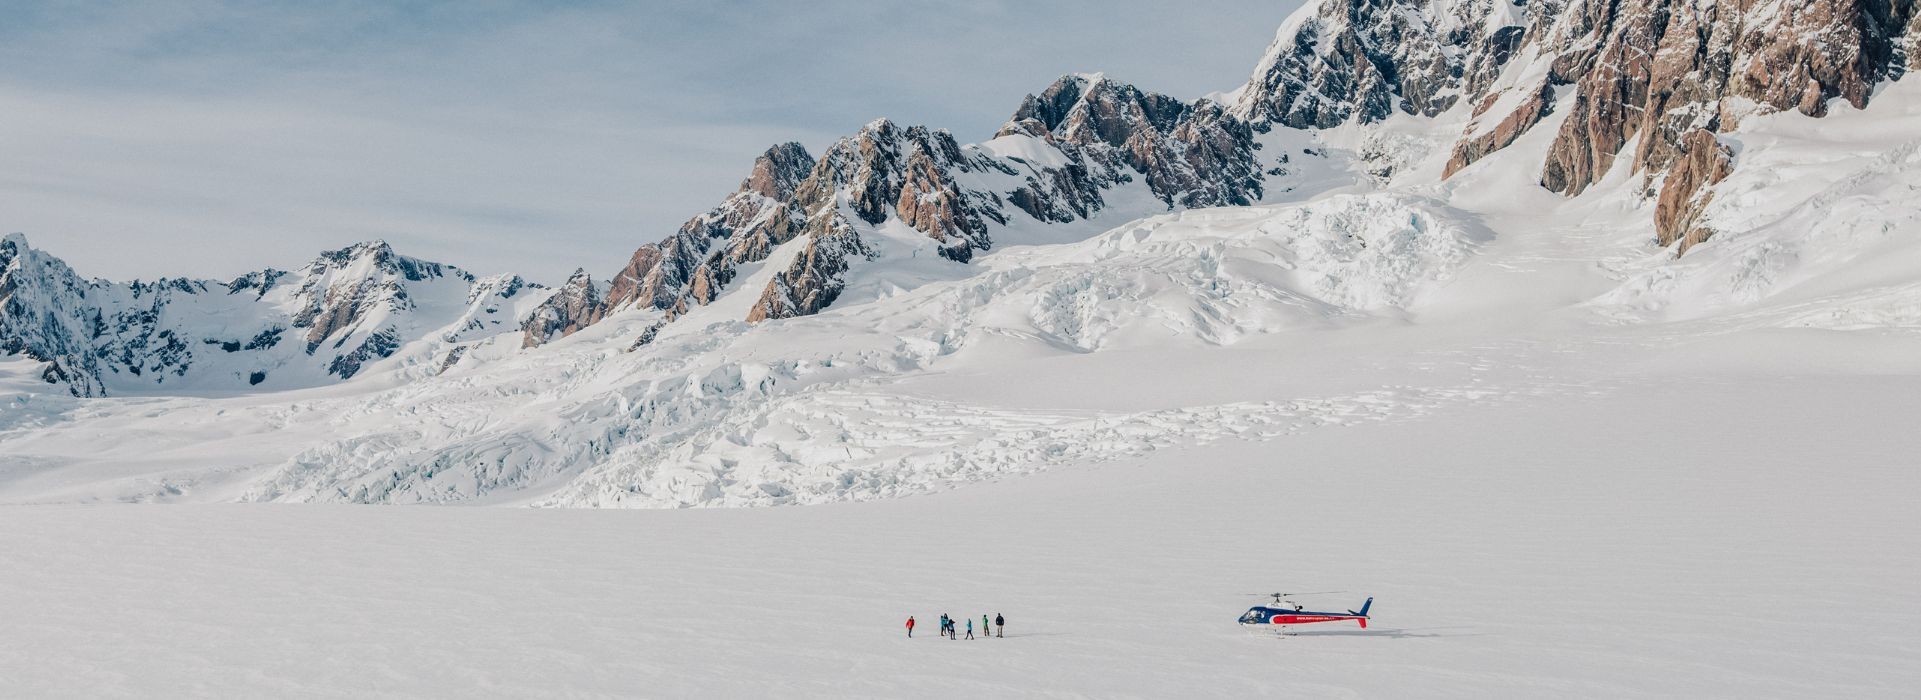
[1348,597,1373,628]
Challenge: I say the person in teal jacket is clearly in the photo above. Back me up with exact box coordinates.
[964,617,975,640]
[983,614,991,638]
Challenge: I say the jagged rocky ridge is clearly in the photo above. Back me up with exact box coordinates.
[0,235,545,396]
[522,72,1267,344]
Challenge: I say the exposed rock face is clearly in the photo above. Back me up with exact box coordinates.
[0,233,106,396]
[1567,0,1903,199]
[739,141,815,200]
[1445,82,1557,177]
[742,82,1274,324]
[1910,8,1921,69]
[745,214,867,323]
[1535,0,1671,196]
[1013,75,1264,208]
[802,119,1007,263]
[1653,129,1736,253]
[601,143,816,317]
[520,269,604,348]
[290,241,457,359]
[1223,0,1917,256]
[1233,0,1529,129]
[2,234,534,395]
[1412,0,1915,202]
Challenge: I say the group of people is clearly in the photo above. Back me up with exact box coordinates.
[905,613,1004,639]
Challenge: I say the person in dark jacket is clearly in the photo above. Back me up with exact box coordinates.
[995,613,1005,638]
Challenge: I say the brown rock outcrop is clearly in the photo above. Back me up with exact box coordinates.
[600,143,816,318]
[1653,129,1735,254]
[745,214,866,323]
[1445,82,1556,177]
[520,269,604,348]
[1520,0,1905,196]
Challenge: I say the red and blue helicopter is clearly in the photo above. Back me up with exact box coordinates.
[1238,592,1373,630]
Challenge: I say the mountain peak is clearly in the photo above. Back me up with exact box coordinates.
[314,240,395,266]
[738,142,816,200]
[305,239,465,284]
[1004,73,1188,147]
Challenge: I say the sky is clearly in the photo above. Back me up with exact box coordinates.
[2,1,1304,283]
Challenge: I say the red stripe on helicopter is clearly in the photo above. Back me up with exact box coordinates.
[1268,615,1354,624]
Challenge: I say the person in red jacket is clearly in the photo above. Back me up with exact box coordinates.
[906,616,916,638]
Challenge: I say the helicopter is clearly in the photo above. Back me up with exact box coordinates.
[1238,591,1373,630]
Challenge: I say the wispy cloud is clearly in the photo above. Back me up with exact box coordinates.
[2,0,1299,282]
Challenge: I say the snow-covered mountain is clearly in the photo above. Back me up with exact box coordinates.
[4,0,1921,506]
[0,236,548,396]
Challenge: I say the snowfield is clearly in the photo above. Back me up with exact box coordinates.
[4,371,1918,697]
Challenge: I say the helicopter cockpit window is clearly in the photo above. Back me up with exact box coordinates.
[1240,609,1264,623]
